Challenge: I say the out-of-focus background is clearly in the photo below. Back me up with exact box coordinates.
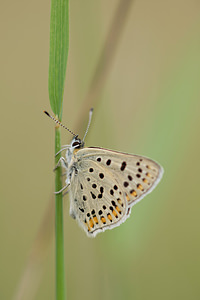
[1,1,200,299]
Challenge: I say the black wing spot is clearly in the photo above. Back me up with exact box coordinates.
[110,189,114,195]
[106,159,111,166]
[80,183,83,189]
[136,174,141,178]
[97,157,101,162]
[103,205,106,210]
[98,210,103,215]
[79,207,84,213]
[124,181,129,187]
[99,173,104,179]
[113,185,118,190]
[92,183,97,188]
[128,175,132,181]
[111,200,117,207]
[89,168,94,173]
[83,195,87,201]
[90,192,96,199]
[120,161,127,171]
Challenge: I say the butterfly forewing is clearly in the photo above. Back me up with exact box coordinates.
[69,158,128,237]
[76,147,163,208]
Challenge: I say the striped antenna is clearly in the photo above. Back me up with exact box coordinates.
[44,111,77,138]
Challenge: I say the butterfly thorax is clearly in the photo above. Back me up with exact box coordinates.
[65,136,84,183]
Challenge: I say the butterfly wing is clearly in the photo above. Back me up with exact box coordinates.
[69,147,163,237]
[68,158,129,237]
[76,147,163,208]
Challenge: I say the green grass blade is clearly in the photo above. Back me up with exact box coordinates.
[49,0,69,119]
[48,0,69,299]
[55,127,66,300]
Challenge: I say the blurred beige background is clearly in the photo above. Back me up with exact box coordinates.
[0,0,200,299]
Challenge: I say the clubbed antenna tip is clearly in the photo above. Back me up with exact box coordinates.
[82,108,94,142]
[44,108,94,142]
[44,110,50,117]
[43,110,77,137]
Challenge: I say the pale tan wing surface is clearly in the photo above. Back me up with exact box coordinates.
[76,147,163,208]
[69,158,129,237]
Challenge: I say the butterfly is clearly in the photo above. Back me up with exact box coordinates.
[44,109,163,237]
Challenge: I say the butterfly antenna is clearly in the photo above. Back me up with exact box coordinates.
[44,111,77,137]
[82,108,94,142]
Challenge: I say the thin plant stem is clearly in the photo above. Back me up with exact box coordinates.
[55,126,66,300]
[49,0,69,298]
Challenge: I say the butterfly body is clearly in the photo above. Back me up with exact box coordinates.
[61,136,163,237]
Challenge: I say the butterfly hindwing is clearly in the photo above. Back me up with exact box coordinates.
[69,158,129,237]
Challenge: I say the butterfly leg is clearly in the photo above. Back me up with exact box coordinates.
[53,157,68,172]
[55,145,70,156]
[54,183,70,194]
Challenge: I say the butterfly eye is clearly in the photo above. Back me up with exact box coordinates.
[72,141,83,149]
[72,141,80,147]
[71,138,84,148]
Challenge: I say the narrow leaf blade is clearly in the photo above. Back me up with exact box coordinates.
[48,0,69,119]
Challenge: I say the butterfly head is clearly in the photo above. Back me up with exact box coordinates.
[71,135,84,149]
